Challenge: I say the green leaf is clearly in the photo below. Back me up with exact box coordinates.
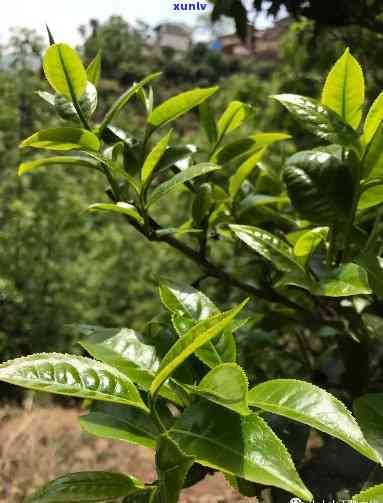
[159,280,218,319]
[171,313,239,369]
[212,138,257,165]
[250,132,291,148]
[137,86,154,115]
[170,400,312,501]
[356,252,383,299]
[80,402,163,450]
[265,414,311,467]
[283,150,355,224]
[161,279,243,362]
[199,101,217,145]
[147,163,220,207]
[318,262,371,296]
[79,326,182,405]
[190,363,250,415]
[275,269,316,293]
[237,194,289,215]
[148,87,219,129]
[358,184,383,210]
[160,280,238,368]
[155,435,194,503]
[99,73,161,135]
[363,120,383,179]
[43,43,87,101]
[88,203,143,225]
[364,90,383,144]
[230,224,304,273]
[217,100,253,141]
[149,300,247,397]
[352,484,383,502]
[20,128,100,152]
[354,393,383,463]
[294,227,328,265]
[273,94,359,148]
[212,133,289,165]
[0,353,148,411]
[313,143,345,159]
[18,155,98,176]
[192,183,212,225]
[229,148,265,198]
[248,379,380,463]
[37,90,56,106]
[87,51,102,87]
[322,48,364,130]
[26,471,144,502]
[55,82,97,121]
[155,146,194,173]
[142,130,172,184]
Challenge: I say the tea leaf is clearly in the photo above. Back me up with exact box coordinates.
[43,43,87,101]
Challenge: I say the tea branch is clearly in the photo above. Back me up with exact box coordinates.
[121,211,304,310]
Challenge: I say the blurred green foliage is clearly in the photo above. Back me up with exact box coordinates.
[0,25,200,371]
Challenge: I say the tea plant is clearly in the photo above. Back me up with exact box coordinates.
[2,38,383,501]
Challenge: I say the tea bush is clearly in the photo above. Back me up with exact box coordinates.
[2,38,383,501]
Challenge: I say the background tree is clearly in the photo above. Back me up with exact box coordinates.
[210,0,383,40]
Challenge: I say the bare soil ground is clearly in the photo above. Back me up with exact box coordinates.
[0,406,252,503]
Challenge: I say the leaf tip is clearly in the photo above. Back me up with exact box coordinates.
[19,138,29,148]
[18,164,26,176]
[45,24,55,45]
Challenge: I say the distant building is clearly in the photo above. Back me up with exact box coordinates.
[254,18,291,60]
[155,23,192,52]
[215,32,253,56]
[213,18,291,59]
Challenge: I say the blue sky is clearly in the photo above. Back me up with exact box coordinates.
[0,0,273,45]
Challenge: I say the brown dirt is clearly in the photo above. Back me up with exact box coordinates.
[0,405,253,502]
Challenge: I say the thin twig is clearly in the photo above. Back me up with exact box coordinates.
[123,212,305,311]
[295,330,314,376]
